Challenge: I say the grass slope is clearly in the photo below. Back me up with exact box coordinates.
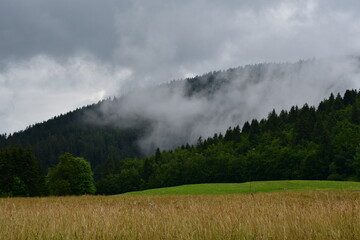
[124,180,360,195]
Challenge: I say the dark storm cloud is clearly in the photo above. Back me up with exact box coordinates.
[1,0,360,133]
[0,0,122,64]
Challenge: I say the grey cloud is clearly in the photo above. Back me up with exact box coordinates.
[1,0,360,66]
[0,0,122,65]
[1,0,360,134]
[112,0,360,89]
[90,58,360,154]
[0,55,131,133]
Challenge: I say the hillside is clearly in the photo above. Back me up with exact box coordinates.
[1,59,359,175]
[0,64,229,171]
[124,181,360,195]
[0,60,360,197]
[2,88,359,197]
[96,89,360,194]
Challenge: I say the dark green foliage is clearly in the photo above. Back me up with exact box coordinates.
[0,147,46,197]
[2,61,357,190]
[47,153,96,196]
[351,103,360,124]
[0,102,145,175]
[94,89,360,194]
[343,90,357,105]
[353,145,360,180]
[1,74,360,195]
[95,158,143,194]
[0,66,244,178]
[0,58,359,197]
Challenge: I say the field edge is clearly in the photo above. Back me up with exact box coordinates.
[123,180,360,195]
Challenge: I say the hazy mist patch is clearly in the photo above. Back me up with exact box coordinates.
[86,58,360,154]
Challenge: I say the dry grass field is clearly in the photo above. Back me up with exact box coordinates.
[0,191,359,240]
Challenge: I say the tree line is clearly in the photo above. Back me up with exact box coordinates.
[1,89,360,196]
[0,61,300,172]
[95,89,360,194]
[0,149,95,197]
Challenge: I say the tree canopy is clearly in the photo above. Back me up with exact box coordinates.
[95,89,360,194]
[0,147,46,197]
[47,153,96,196]
[1,89,360,196]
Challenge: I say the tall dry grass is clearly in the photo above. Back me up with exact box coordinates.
[0,191,359,240]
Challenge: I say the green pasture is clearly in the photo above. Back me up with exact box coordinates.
[124,180,360,195]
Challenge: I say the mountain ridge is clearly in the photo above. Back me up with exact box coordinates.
[1,58,359,174]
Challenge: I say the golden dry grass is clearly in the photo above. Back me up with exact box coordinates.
[0,191,359,240]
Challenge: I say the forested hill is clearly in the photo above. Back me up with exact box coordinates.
[96,90,360,194]
[0,105,145,170]
[0,64,231,170]
[0,59,359,175]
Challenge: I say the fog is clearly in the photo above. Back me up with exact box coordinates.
[88,57,360,154]
[2,1,360,134]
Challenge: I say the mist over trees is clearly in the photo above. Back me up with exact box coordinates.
[0,90,359,196]
[1,58,360,172]
[0,61,360,196]
[94,89,360,194]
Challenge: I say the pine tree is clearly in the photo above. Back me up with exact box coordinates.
[155,148,162,162]
[351,104,360,125]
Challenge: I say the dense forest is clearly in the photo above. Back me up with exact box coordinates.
[0,147,46,197]
[0,62,277,170]
[0,66,228,170]
[95,89,360,194]
[1,60,360,196]
[2,89,358,196]
[0,59,346,172]
[0,106,145,170]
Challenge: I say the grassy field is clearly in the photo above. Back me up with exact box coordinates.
[124,180,360,195]
[0,190,360,239]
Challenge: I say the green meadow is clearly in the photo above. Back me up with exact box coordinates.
[124,180,360,195]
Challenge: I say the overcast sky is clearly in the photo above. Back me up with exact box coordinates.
[1,0,360,134]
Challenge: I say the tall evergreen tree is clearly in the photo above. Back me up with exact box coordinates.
[0,147,46,197]
[351,104,360,125]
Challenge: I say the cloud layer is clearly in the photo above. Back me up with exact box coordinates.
[1,0,360,133]
[0,55,131,132]
[90,58,360,154]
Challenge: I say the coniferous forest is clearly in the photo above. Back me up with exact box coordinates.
[95,89,360,194]
[0,87,359,196]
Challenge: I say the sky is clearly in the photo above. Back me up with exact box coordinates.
[1,0,360,134]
